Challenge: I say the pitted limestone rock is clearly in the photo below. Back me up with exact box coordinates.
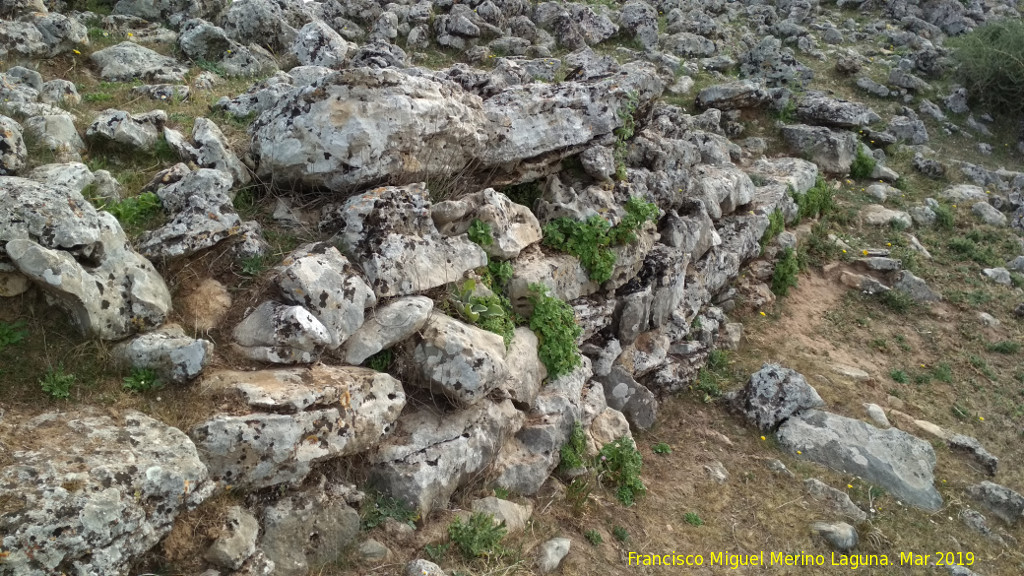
[191,365,406,490]
[137,168,242,260]
[432,187,543,259]
[111,323,213,384]
[341,296,433,365]
[90,41,188,82]
[731,363,825,431]
[86,108,167,152]
[232,301,331,364]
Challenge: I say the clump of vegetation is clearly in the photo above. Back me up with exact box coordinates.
[652,442,672,455]
[543,197,659,283]
[612,525,629,542]
[849,147,877,180]
[123,368,162,392]
[40,366,76,399]
[447,513,507,559]
[986,341,1021,355]
[613,91,640,180]
[97,192,164,235]
[596,436,646,506]
[566,476,592,514]
[932,363,953,383]
[482,258,514,291]
[933,204,955,229]
[360,492,419,530]
[365,349,393,372]
[500,181,542,210]
[890,369,909,384]
[771,247,800,297]
[448,278,517,347]
[793,177,836,222]
[239,254,270,277]
[760,209,785,249]
[467,219,493,247]
[527,284,582,378]
[0,320,29,353]
[559,421,588,472]
[684,512,704,527]
[585,529,603,546]
[878,289,915,314]
[948,19,1024,116]
[948,236,1002,267]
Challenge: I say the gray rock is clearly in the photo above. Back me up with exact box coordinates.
[204,506,259,570]
[778,409,942,511]
[909,205,937,227]
[0,115,27,175]
[90,41,188,82]
[781,124,858,174]
[232,301,330,364]
[358,538,391,562]
[260,481,360,576]
[889,68,929,91]
[796,92,881,128]
[371,399,524,515]
[405,560,447,576]
[580,145,616,181]
[664,31,716,58]
[27,163,95,194]
[945,87,969,114]
[595,365,658,431]
[949,434,998,477]
[471,497,533,534]
[861,204,912,227]
[193,117,250,185]
[275,243,376,351]
[888,115,929,144]
[0,12,86,59]
[804,479,868,522]
[982,267,1012,286]
[811,522,858,552]
[407,312,508,406]
[941,184,988,202]
[0,177,171,339]
[192,366,405,489]
[1007,255,1024,272]
[864,403,890,428]
[972,202,1006,227]
[536,537,571,573]
[22,114,85,162]
[86,108,167,152]
[292,20,353,69]
[432,187,542,259]
[618,1,659,49]
[966,481,1024,526]
[178,18,234,61]
[221,0,308,53]
[213,73,297,119]
[0,410,212,576]
[112,323,213,384]
[137,168,242,260]
[732,363,824,431]
[499,326,547,406]
[691,163,756,220]
[112,0,230,28]
[695,80,772,111]
[341,296,433,365]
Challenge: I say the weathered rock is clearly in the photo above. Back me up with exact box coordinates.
[888,115,929,145]
[405,560,447,576]
[0,410,212,576]
[796,92,881,128]
[222,0,309,53]
[471,497,532,534]
[432,188,542,259]
[781,124,858,174]
[26,162,94,192]
[1,177,171,339]
[178,17,233,61]
[324,183,487,298]
[941,184,988,202]
[595,365,658,431]
[778,409,942,511]
[695,80,772,111]
[536,537,571,573]
[804,479,868,522]
[111,323,213,384]
[275,243,376,351]
[204,506,259,570]
[864,403,890,428]
[90,42,188,82]
[731,363,824,431]
[232,301,330,364]
[811,522,857,552]
[260,480,360,576]
[893,270,940,302]
[0,115,26,175]
[86,108,166,152]
[371,399,524,515]
[406,312,508,406]
[949,434,998,477]
[137,168,241,260]
[292,20,353,69]
[21,114,85,162]
[861,204,912,227]
[112,0,231,28]
[192,117,250,185]
[982,267,1012,286]
[499,326,547,406]
[618,1,659,49]
[966,482,1024,526]
[191,366,405,489]
[341,296,433,365]
[0,12,86,59]
[972,201,1006,227]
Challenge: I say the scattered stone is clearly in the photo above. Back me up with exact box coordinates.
[972,202,1007,227]
[432,187,543,259]
[864,403,890,428]
[796,92,881,128]
[893,270,940,302]
[111,323,213,384]
[405,560,447,576]
[471,497,533,534]
[982,267,1012,286]
[731,363,824,431]
[861,204,912,228]
[949,434,998,477]
[137,168,241,260]
[781,124,858,174]
[0,115,27,175]
[967,482,1024,526]
[805,479,868,522]
[86,108,166,152]
[811,522,858,552]
[695,80,772,111]
[595,365,658,432]
[536,537,571,574]
[342,296,433,366]
[90,41,188,82]
[204,506,259,570]
[358,538,391,562]
[232,301,331,364]
[704,461,730,483]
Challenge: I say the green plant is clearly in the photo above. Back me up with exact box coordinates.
[100,192,164,235]
[890,369,909,384]
[612,525,629,542]
[793,177,836,221]
[760,209,785,248]
[948,20,1024,116]
[467,219,494,247]
[607,197,660,245]
[448,513,507,559]
[239,254,269,276]
[652,442,672,455]
[123,367,162,392]
[449,279,517,347]
[500,181,542,210]
[933,204,955,229]
[559,421,588,472]
[527,284,582,379]
[566,476,593,514]
[613,91,640,180]
[584,529,603,546]
[365,349,393,372]
[195,59,226,76]
[684,512,704,527]
[986,341,1021,354]
[493,486,510,499]
[425,542,451,562]
[932,363,953,383]
[771,247,800,297]
[878,289,914,314]
[969,354,997,379]
[485,258,514,290]
[948,236,1002,267]
[694,368,722,402]
[360,492,419,530]
[0,320,29,352]
[849,147,877,180]
[40,366,75,399]
[596,436,646,506]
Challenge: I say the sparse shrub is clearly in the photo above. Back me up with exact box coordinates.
[932,363,953,383]
[793,177,836,221]
[40,366,75,399]
[850,147,877,180]
[986,341,1021,354]
[500,181,542,210]
[694,367,722,402]
[760,209,785,249]
[613,91,640,180]
[559,421,588,472]
[596,436,646,506]
[0,320,29,352]
[448,513,507,559]
[652,442,672,455]
[933,204,955,229]
[684,512,704,527]
[585,529,603,546]
[878,289,914,314]
[467,219,494,247]
[948,20,1024,116]
[123,367,162,392]
[948,236,1002,267]
[527,284,582,378]
[612,525,629,542]
[360,492,418,530]
[493,486,510,499]
[890,369,909,384]
[239,254,269,276]
[365,349,393,372]
[771,247,800,297]
[608,197,660,245]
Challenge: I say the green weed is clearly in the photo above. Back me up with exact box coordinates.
[652,442,672,455]
[684,512,704,527]
[596,436,646,507]
[40,366,76,399]
[0,320,29,352]
[527,284,582,379]
[360,492,418,530]
[612,525,629,542]
[122,367,162,392]
[448,513,507,559]
[559,421,588,472]
[849,147,877,180]
[467,219,494,247]
[585,529,603,546]
[365,349,393,372]
[771,247,800,297]
[890,369,909,384]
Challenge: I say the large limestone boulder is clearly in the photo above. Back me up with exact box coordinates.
[191,366,406,489]
[341,296,433,365]
[0,410,213,576]
[781,124,858,174]
[371,399,524,516]
[90,42,188,82]
[778,409,942,511]
[323,183,487,298]
[695,80,772,111]
[232,301,331,364]
[730,363,825,431]
[0,177,171,339]
[795,92,881,128]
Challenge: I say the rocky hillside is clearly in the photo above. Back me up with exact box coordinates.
[1,0,1023,575]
